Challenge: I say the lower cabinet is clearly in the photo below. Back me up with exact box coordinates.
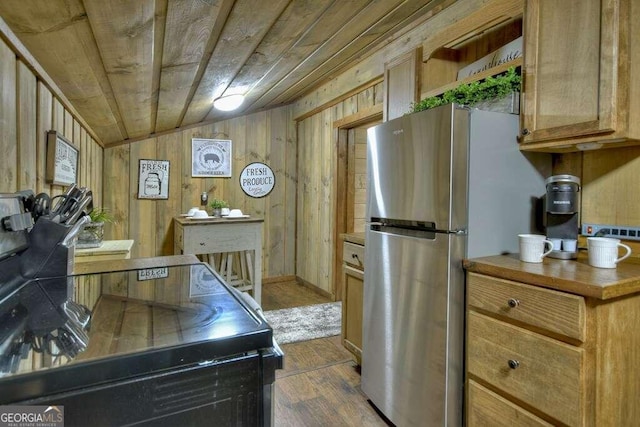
[341,241,364,364]
[467,380,552,427]
[465,271,640,426]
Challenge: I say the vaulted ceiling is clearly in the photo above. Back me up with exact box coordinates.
[0,0,451,146]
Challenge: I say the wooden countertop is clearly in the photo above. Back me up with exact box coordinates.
[341,232,365,246]
[463,253,640,300]
[74,239,134,262]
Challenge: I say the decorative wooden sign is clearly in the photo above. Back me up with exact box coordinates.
[457,36,523,79]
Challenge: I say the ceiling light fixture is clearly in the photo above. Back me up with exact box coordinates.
[213,94,245,111]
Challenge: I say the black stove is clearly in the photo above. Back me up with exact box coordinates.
[0,262,282,426]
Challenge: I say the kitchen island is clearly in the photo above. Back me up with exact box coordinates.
[174,216,263,304]
[463,253,640,426]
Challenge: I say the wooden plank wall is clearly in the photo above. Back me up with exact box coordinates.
[0,36,104,311]
[555,148,640,260]
[0,38,103,199]
[102,105,296,279]
[296,82,383,295]
[353,127,368,233]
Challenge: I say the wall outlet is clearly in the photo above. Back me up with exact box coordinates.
[581,223,640,241]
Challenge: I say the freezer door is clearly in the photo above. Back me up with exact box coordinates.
[362,228,464,426]
[366,105,467,227]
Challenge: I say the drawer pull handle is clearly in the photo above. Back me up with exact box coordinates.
[508,359,520,369]
[507,298,520,308]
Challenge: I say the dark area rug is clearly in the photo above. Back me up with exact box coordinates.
[263,301,341,345]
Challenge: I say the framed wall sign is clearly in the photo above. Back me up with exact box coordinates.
[239,162,275,198]
[46,131,79,186]
[191,138,232,177]
[138,159,170,199]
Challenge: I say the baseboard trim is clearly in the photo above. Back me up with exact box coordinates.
[295,276,335,300]
[263,275,297,285]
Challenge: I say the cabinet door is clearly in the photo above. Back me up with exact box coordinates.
[384,48,421,121]
[521,0,621,145]
[467,311,585,426]
[342,265,363,363]
[467,380,553,427]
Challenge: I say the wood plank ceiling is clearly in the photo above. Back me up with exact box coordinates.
[0,0,450,146]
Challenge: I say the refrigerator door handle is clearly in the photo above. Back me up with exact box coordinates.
[450,228,467,235]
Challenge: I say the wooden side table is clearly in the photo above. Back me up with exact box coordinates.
[174,217,263,304]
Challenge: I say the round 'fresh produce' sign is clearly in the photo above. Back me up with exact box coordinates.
[239,162,275,198]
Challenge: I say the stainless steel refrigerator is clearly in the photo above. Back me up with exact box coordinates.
[362,104,550,426]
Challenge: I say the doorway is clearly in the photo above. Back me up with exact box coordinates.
[333,107,382,301]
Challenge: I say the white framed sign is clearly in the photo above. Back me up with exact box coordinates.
[46,131,79,186]
[192,138,232,177]
[138,159,170,199]
[239,162,275,198]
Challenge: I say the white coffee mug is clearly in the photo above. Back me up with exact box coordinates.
[562,239,577,252]
[587,237,632,268]
[548,237,562,251]
[519,234,554,263]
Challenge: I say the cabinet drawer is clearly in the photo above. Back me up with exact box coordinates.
[343,242,364,269]
[467,311,584,426]
[467,380,553,427]
[467,273,585,342]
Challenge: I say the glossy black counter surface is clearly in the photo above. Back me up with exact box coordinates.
[0,262,272,402]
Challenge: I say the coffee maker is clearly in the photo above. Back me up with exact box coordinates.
[545,174,580,259]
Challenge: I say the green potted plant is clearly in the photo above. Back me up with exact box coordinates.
[209,198,229,217]
[410,67,521,114]
[77,208,116,248]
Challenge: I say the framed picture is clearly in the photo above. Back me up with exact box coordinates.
[192,138,232,177]
[46,131,79,186]
[138,159,170,199]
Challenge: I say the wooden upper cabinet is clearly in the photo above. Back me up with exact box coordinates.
[520,0,639,151]
[383,48,421,121]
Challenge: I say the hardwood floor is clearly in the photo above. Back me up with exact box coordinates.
[261,279,332,311]
[263,280,389,426]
